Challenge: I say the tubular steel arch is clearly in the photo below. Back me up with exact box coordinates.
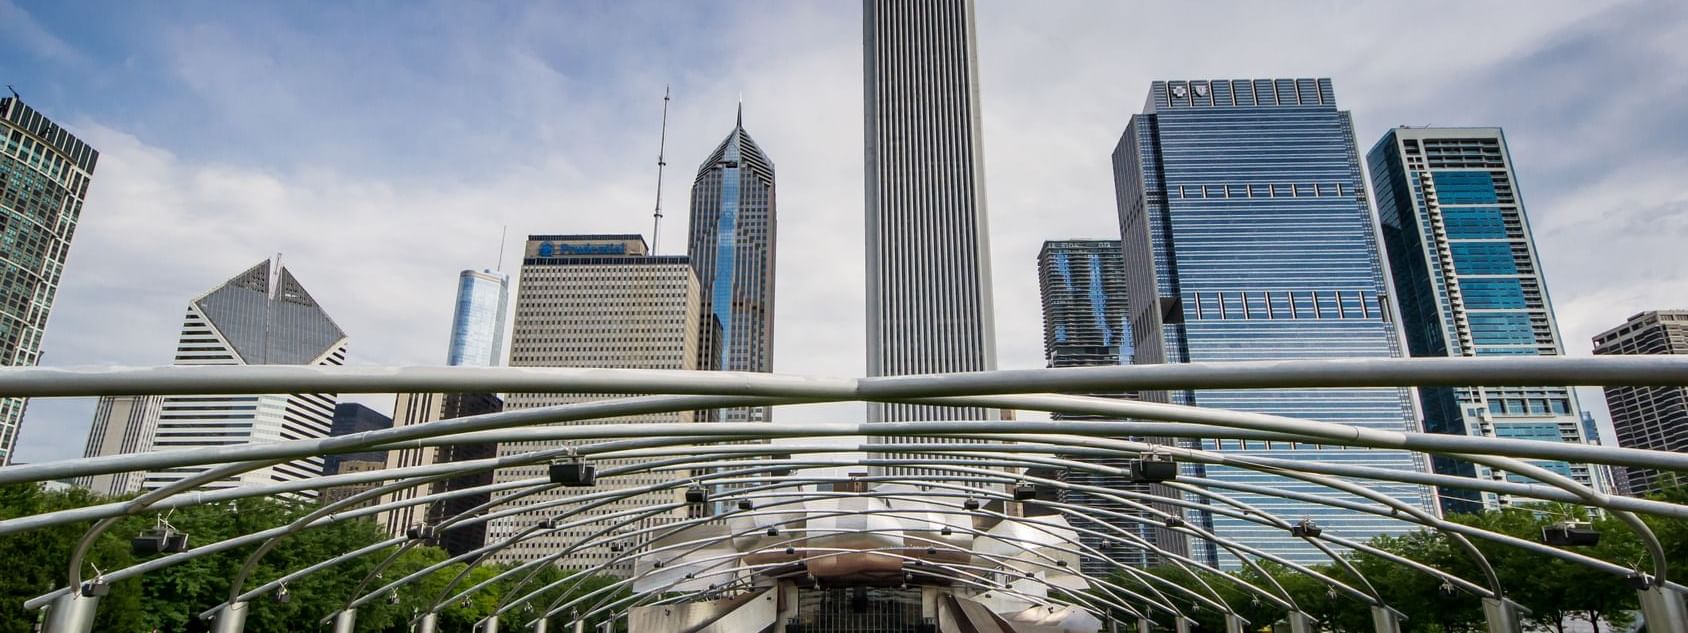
[0,357,1684,632]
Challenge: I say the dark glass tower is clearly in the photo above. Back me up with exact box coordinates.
[0,97,100,464]
[1369,127,1600,512]
[687,105,776,423]
[1112,79,1432,567]
[863,0,998,426]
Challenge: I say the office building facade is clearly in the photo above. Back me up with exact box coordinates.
[863,0,998,425]
[377,391,504,556]
[323,402,392,476]
[1112,79,1432,567]
[447,269,509,367]
[485,235,700,573]
[1593,310,1688,495]
[0,97,100,463]
[140,258,348,495]
[687,105,776,423]
[75,395,163,496]
[1370,127,1600,512]
[1036,240,1179,572]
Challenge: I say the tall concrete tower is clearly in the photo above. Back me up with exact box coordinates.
[863,0,997,426]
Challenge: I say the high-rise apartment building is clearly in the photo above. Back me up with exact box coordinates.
[1036,240,1178,572]
[1112,79,1432,567]
[863,0,998,425]
[1593,310,1688,495]
[0,97,100,464]
[485,235,700,573]
[687,105,776,423]
[447,269,509,367]
[75,395,163,496]
[1370,127,1600,512]
[140,258,348,495]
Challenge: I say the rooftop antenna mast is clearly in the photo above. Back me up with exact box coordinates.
[651,85,671,254]
[495,225,507,272]
[4,85,19,100]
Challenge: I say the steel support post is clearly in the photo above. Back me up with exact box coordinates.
[1370,606,1402,633]
[1481,598,1521,633]
[331,609,357,633]
[42,591,99,633]
[210,601,248,633]
[478,615,501,633]
[531,617,547,633]
[417,612,438,633]
[1175,617,1193,633]
[1284,611,1316,633]
[1224,613,1246,633]
[1136,617,1152,633]
[1639,585,1688,633]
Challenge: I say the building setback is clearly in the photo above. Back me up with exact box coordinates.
[1112,78,1432,567]
[139,258,348,495]
[1593,310,1688,496]
[1035,240,1181,572]
[485,235,700,573]
[687,105,776,424]
[1369,126,1601,512]
[863,0,998,427]
[0,97,100,464]
[75,395,163,496]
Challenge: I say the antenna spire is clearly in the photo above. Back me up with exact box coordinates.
[496,225,507,272]
[651,85,671,254]
[736,94,743,129]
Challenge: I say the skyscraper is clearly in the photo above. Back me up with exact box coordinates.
[486,235,700,572]
[447,269,509,367]
[75,395,163,496]
[140,258,348,494]
[379,265,507,551]
[687,104,776,423]
[1593,310,1688,496]
[0,96,100,464]
[863,0,998,424]
[323,402,392,476]
[1112,79,1432,567]
[1036,240,1177,572]
[1370,127,1600,512]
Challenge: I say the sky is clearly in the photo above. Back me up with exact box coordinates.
[3,0,1686,463]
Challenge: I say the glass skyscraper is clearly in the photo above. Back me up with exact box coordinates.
[0,97,100,464]
[1036,240,1180,572]
[1369,127,1600,512]
[1112,79,1432,567]
[446,268,508,367]
[687,105,776,423]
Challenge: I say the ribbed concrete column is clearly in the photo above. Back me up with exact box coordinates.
[330,609,357,633]
[42,591,99,633]
[1639,586,1688,633]
[1370,606,1402,633]
[1481,598,1521,633]
[1284,611,1316,633]
[416,612,438,633]
[210,601,248,633]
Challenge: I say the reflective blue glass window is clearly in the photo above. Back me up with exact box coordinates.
[1433,171,1499,204]
[1450,242,1517,274]
[1468,313,1534,346]
[1441,207,1508,239]
[1459,278,1526,309]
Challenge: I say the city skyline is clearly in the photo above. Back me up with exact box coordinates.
[5,1,1687,463]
